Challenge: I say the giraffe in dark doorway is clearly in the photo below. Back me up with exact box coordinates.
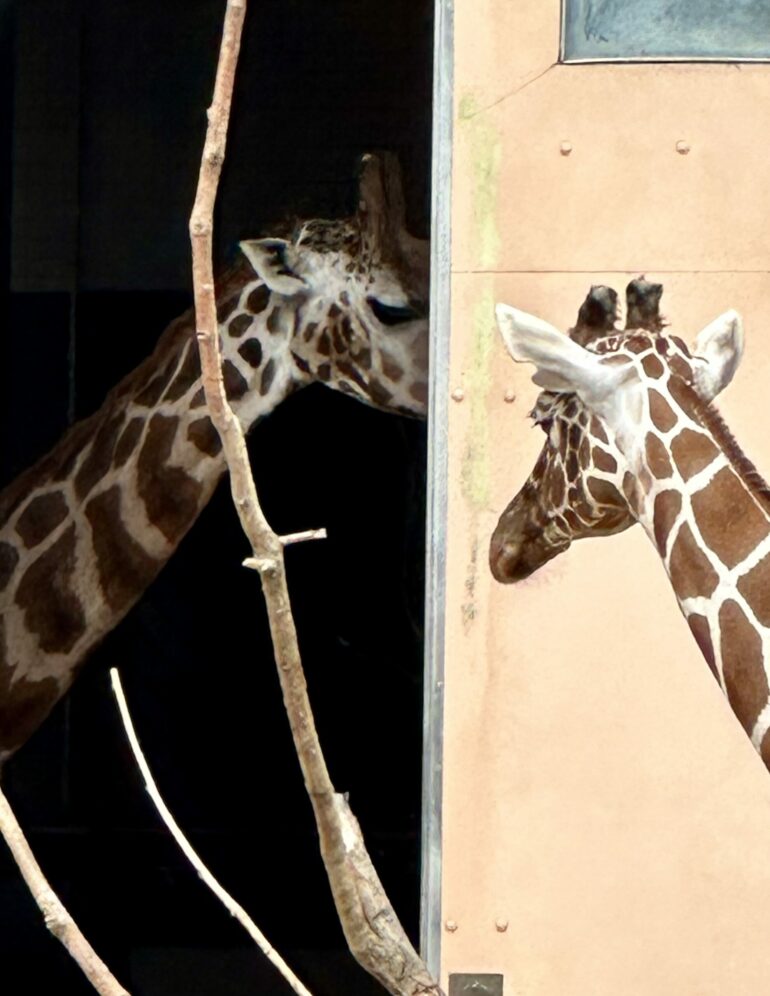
[0,154,429,760]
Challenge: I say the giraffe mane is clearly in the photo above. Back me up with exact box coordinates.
[675,378,770,512]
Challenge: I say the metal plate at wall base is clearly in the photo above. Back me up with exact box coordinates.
[448,973,503,996]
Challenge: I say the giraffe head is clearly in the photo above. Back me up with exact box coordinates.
[235,152,429,416]
[489,280,744,582]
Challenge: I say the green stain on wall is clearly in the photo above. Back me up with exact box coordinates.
[455,94,502,625]
[458,92,502,270]
[460,284,496,512]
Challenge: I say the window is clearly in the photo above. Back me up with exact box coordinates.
[562,0,770,62]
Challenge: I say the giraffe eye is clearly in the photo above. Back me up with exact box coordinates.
[367,297,422,326]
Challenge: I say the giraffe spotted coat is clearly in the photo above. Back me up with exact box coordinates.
[491,280,770,770]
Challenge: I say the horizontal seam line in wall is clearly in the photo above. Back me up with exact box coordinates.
[453,269,770,275]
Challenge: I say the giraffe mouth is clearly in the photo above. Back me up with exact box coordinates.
[489,535,529,583]
[489,513,571,583]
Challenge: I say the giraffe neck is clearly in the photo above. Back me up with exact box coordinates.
[632,381,770,764]
[0,259,303,759]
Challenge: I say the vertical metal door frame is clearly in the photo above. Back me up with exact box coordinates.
[421,0,453,976]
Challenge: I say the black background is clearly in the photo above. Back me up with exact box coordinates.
[0,1,432,992]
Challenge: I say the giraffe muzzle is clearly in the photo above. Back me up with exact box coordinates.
[489,504,571,584]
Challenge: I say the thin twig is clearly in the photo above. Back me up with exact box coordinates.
[0,785,130,995]
[188,3,442,994]
[109,669,313,996]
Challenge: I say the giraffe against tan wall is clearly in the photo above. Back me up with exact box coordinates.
[0,154,429,762]
[490,280,770,770]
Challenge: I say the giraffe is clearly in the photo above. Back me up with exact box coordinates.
[488,278,770,770]
[0,153,429,763]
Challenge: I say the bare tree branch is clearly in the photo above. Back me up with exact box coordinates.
[0,786,130,995]
[188,3,442,994]
[109,668,314,996]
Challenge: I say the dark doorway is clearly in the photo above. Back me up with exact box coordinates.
[0,2,432,992]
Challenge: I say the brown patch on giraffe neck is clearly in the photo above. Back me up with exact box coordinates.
[591,447,617,474]
[0,618,62,758]
[648,389,677,433]
[644,432,672,480]
[691,467,770,569]
[114,417,145,468]
[602,354,633,367]
[719,599,768,735]
[163,341,201,403]
[187,417,222,457]
[135,372,171,408]
[622,471,642,517]
[238,338,263,368]
[16,523,86,653]
[736,553,770,627]
[625,334,651,354]
[228,313,254,338]
[260,358,276,396]
[266,306,283,334]
[670,428,719,482]
[246,283,270,315]
[222,361,248,401]
[589,416,608,444]
[85,486,161,613]
[15,492,68,548]
[668,355,692,381]
[216,290,242,323]
[686,613,718,681]
[653,490,681,556]
[74,413,125,501]
[670,377,770,513]
[137,414,204,544]
[668,521,718,600]
[0,542,19,592]
[641,353,664,379]
[670,336,691,358]
[586,477,624,506]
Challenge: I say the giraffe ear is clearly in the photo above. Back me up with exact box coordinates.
[495,303,627,401]
[692,309,744,401]
[239,239,308,295]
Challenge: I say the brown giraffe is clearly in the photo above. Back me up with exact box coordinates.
[0,153,429,763]
[489,279,770,770]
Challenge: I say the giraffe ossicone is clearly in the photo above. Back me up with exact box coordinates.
[0,152,429,762]
[490,279,770,769]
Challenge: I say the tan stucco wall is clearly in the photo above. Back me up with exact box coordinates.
[441,2,770,992]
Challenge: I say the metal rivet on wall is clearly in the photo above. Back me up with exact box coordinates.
[675,140,691,155]
[503,389,516,403]
[451,388,465,402]
[495,918,509,932]
[560,141,573,156]
[445,919,459,932]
